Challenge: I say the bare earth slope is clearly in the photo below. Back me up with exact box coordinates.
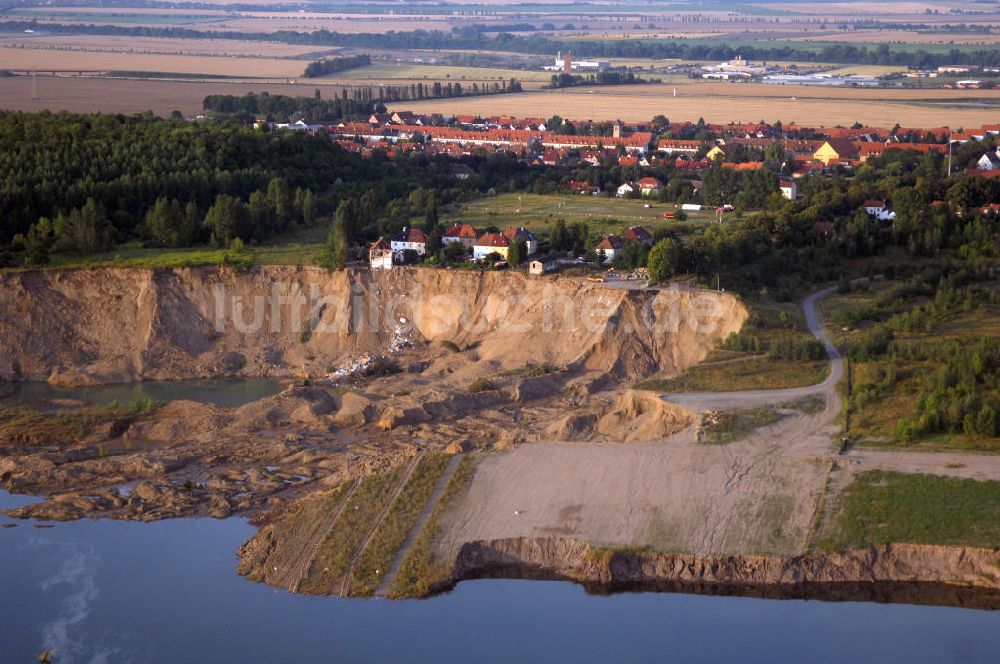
[0,266,745,387]
[0,266,744,525]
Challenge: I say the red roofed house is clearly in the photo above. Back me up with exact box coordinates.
[623,226,654,247]
[596,235,624,263]
[780,179,797,200]
[442,223,478,250]
[636,177,663,196]
[473,232,510,261]
[503,226,538,255]
[391,226,428,258]
[863,199,895,220]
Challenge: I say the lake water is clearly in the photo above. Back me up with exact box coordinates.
[2,378,284,410]
[2,491,1000,664]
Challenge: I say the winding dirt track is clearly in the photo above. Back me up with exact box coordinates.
[435,285,1000,561]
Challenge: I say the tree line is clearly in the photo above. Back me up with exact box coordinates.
[302,54,370,78]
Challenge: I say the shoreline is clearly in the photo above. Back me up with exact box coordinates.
[444,537,1000,610]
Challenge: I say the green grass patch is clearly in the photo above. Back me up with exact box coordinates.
[347,453,451,597]
[821,470,1000,550]
[501,362,559,378]
[0,398,159,447]
[637,357,828,393]
[441,193,713,240]
[700,406,784,444]
[389,455,479,599]
[299,466,405,595]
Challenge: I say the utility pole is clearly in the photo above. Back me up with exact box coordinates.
[947,139,952,177]
[31,68,37,101]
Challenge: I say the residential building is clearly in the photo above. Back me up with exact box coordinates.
[442,223,478,249]
[780,180,797,200]
[390,226,428,258]
[473,233,510,261]
[814,138,860,165]
[596,235,623,263]
[616,182,635,197]
[863,199,887,216]
[976,151,1000,171]
[623,226,654,247]
[503,226,538,255]
[636,177,663,196]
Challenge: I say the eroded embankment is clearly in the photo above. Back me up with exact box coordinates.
[0,266,745,387]
[0,266,744,523]
[450,537,1000,609]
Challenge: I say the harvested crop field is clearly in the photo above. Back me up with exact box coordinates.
[0,77,334,115]
[0,34,331,58]
[392,85,1000,128]
[0,48,307,77]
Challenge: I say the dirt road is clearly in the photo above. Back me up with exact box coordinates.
[438,287,846,559]
[435,285,1000,563]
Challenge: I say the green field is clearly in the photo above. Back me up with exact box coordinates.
[443,193,714,239]
[4,225,328,273]
[637,356,828,393]
[821,470,1000,550]
[822,278,1000,452]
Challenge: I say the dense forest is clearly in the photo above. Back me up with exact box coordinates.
[1,21,999,68]
[0,111,546,267]
[201,91,381,123]
[0,112,455,262]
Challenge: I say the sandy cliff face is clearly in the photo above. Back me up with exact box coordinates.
[452,537,1000,603]
[0,266,745,387]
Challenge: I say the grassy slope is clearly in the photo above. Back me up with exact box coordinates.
[821,470,1000,550]
[442,193,714,239]
[346,453,451,596]
[389,454,479,599]
[638,297,829,393]
[298,466,404,595]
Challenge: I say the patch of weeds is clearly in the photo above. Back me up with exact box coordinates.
[700,406,785,444]
[467,377,496,393]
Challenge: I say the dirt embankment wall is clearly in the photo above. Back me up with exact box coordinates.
[0,266,745,387]
[452,537,1000,605]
